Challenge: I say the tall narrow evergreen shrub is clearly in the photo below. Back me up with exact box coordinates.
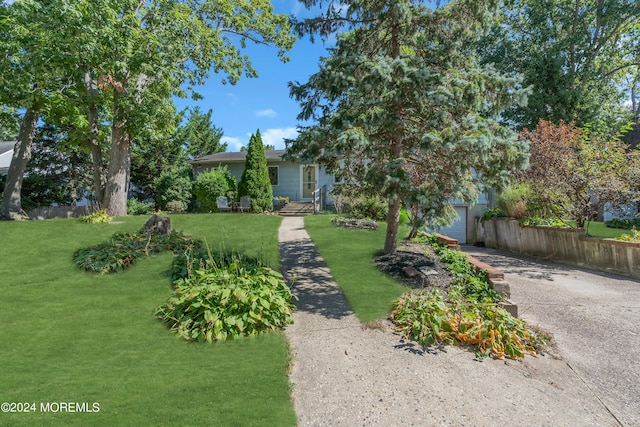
[238,130,273,212]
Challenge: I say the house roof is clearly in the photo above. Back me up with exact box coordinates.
[191,149,287,165]
[0,141,16,175]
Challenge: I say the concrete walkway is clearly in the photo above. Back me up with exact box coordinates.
[279,217,621,427]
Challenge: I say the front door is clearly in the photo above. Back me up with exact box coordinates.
[301,165,317,200]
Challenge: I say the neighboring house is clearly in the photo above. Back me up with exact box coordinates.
[191,149,485,243]
[0,141,16,176]
[191,150,338,205]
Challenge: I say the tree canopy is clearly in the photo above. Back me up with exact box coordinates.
[479,0,640,132]
[0,0,295,218]
[287,0,529,253]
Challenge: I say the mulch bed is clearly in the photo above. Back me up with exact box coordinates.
[374,241,455,294]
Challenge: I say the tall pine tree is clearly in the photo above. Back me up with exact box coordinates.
[238,130,273,212]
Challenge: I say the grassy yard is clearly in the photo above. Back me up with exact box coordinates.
[304,215,408,322]
[563,220,630,239]
[0,214,296,426]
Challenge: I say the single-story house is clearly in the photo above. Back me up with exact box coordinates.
[191,150,339,204]
[191,149,486,243]
[0,141,16,176]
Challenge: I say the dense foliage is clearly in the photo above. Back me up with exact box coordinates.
[193,166,237,212]
[78,209,112,224]
[0,0,294,218]
[479,0,640,133]
[238,130,273,212]
[517,120,640,227]
[127,198,154,216]
[390,232,544,360]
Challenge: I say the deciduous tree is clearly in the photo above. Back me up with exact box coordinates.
[519,119,640,227]
[479,0,640,132]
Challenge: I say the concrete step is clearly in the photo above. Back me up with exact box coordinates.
[278,202,314,216]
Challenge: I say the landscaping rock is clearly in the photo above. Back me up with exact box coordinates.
[402,266,419,278]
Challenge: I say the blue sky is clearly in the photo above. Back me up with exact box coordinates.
[173,1,332,152]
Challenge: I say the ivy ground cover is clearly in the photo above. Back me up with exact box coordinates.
[0,214,295,426]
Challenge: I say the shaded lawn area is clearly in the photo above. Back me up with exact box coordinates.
[0,214,295,426]
[579,221,630,239]
[304,215,408,322]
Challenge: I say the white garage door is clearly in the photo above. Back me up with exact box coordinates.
[438,206,467,244]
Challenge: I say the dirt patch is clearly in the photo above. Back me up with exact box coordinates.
[375,241,455,294]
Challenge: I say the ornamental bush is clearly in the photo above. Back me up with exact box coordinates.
[193,166,237,212]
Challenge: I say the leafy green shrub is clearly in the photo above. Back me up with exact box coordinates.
[606,218,640,229]
[430,242,501,303]
[154,165,193,212]
[395,231,545,359]
[518,216,570,228]
[156,263,295,342]
[79,209,112,224]
[165,200,186,213]
[481,208,507,220]
[193,166,237,212]
[170,244,262,283]
[127,198,153,215]
[496,184,531,219]
[342,195,388,221]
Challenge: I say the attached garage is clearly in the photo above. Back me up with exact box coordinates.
[437,206,468,244]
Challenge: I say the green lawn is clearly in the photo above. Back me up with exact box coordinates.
[564,220,629,239]
[0,214,296,426]
[304,215,408,322]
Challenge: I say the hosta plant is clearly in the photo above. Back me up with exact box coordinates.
[391,289,541,360]
[79,209,112,224]
[157,263,295,343]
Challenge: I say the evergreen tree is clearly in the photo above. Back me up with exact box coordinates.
[175,107,226,159]
[238,130,273,212]
[288,0,529,253]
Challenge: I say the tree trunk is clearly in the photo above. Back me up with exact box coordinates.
[84,69,105,206]
[0,107,39,220]
[384,196,402,254]
[103,118,131,217]
[383,6,403,255]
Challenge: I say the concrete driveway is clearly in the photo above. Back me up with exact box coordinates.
[463,246,640,427]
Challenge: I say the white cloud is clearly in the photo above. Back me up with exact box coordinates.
[261,127,299,150]
[226,92,238,106]
[255,108,277,118]
[221,136,247,152]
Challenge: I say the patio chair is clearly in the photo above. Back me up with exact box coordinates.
[238,195,252,213]
[216,196,232,212]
